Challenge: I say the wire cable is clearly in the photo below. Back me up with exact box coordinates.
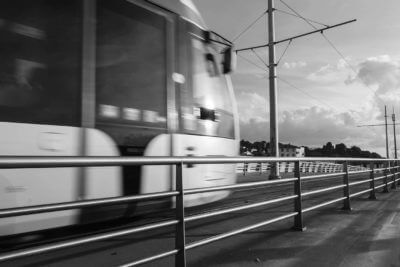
[278,76,337,110]
[232,10,268,42]
[279,0,319,30]
[279,0,386,105]
[320,30,385,104]
[276,39,292,66]
[275,8,328,27]
[251,49,269,68]
[237,53,268,72]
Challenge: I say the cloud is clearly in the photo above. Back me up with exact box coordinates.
[240,105,382,153]
[282,61,307,69]
[353,55,400,95]
[236,92,268,123]
[347,55,400,120]
[278,107,370,146]
[238,55,400,156]
[306,58,352,84]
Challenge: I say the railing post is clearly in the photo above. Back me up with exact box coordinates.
[342,161,351,211]
[397,160,400,186]
[369,162,377,200]
[383,161,389,193]
[391,160,397,189]
[175,163,186,267]
[293,160,306,231]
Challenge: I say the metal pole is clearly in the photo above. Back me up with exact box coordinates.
[383,161,389,193]
[268,0,280,179]
[391,160,397,189]
[293,161,305,231]
[385,106,389,159]
[175,163,186,267]
[369,162,377,200]
[397,160,400,186]
[392,108,397,159]
[78,0,97,200]
[342,162,351,210]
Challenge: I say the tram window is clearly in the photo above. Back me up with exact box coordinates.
[96,1,167,128]
[0,0,82,126]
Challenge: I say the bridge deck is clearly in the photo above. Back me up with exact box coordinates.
[3,176,400,267]
[187,189,400,267]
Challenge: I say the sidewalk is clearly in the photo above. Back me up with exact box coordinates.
[187,189,400,267]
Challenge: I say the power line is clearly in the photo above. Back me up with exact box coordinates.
[235,19,355,52]
[278,76,337,110]
[275,8,328,27]
[251,49,269,68]
[357,123,400,127]
[277,39,292,66]
[232,10,268,42]
[237,53,268,72]
[320,33,386,105]
[278,0,386,106]
[279,0,319,30]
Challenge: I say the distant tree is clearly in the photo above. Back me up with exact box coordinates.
[335,143,347,156]
[322,142,334,156]
[349,146,362,157]
[240,139,252,154]
[240,140,381,158]
[360,150,371,158]
[371,152,381,158]
[305,147,323,157]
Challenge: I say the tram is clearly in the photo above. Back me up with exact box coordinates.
[0,0,239,235]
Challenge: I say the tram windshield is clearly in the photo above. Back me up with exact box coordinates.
[181,37,235,139]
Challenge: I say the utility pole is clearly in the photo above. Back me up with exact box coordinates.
[392,107,397,159]
[356,105,400,159]
[235,3,355,178]
[268,0,279,179]
[385,106,389,158]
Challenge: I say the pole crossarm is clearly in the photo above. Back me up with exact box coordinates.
[357,123,400,127]
[235,19,356,52]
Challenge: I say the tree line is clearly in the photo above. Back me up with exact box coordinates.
[305,142,381,158]
[240,140,381,158]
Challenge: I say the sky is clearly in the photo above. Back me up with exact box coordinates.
[193,0,400,157]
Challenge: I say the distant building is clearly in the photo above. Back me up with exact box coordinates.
[266,143,305,157]
[295,146,305,157]
[243,151,253,156]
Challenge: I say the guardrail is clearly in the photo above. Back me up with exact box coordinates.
[236,161,370,175]
[0,156,398,267]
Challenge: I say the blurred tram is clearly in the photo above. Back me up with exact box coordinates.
[0,0,239,235]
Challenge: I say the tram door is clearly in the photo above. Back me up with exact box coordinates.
[93,0,176,200]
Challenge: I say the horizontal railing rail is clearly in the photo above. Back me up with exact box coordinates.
[0,156,399,267]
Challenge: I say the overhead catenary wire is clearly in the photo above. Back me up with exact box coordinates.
[279,0,320,30]
[319,34,385,105]
[276,39,292,66]
[232,9,268,42]
[251,49,269,68]
[321,38,385,105]
[275,8,328,27]
[278,76,338,110]
[278,0,386,106]
[237,53,268,72]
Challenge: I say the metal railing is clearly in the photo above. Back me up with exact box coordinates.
[0,156,399,266]
[236,161,369,175]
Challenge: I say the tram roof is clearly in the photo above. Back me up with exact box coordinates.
[147,0,207,29]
